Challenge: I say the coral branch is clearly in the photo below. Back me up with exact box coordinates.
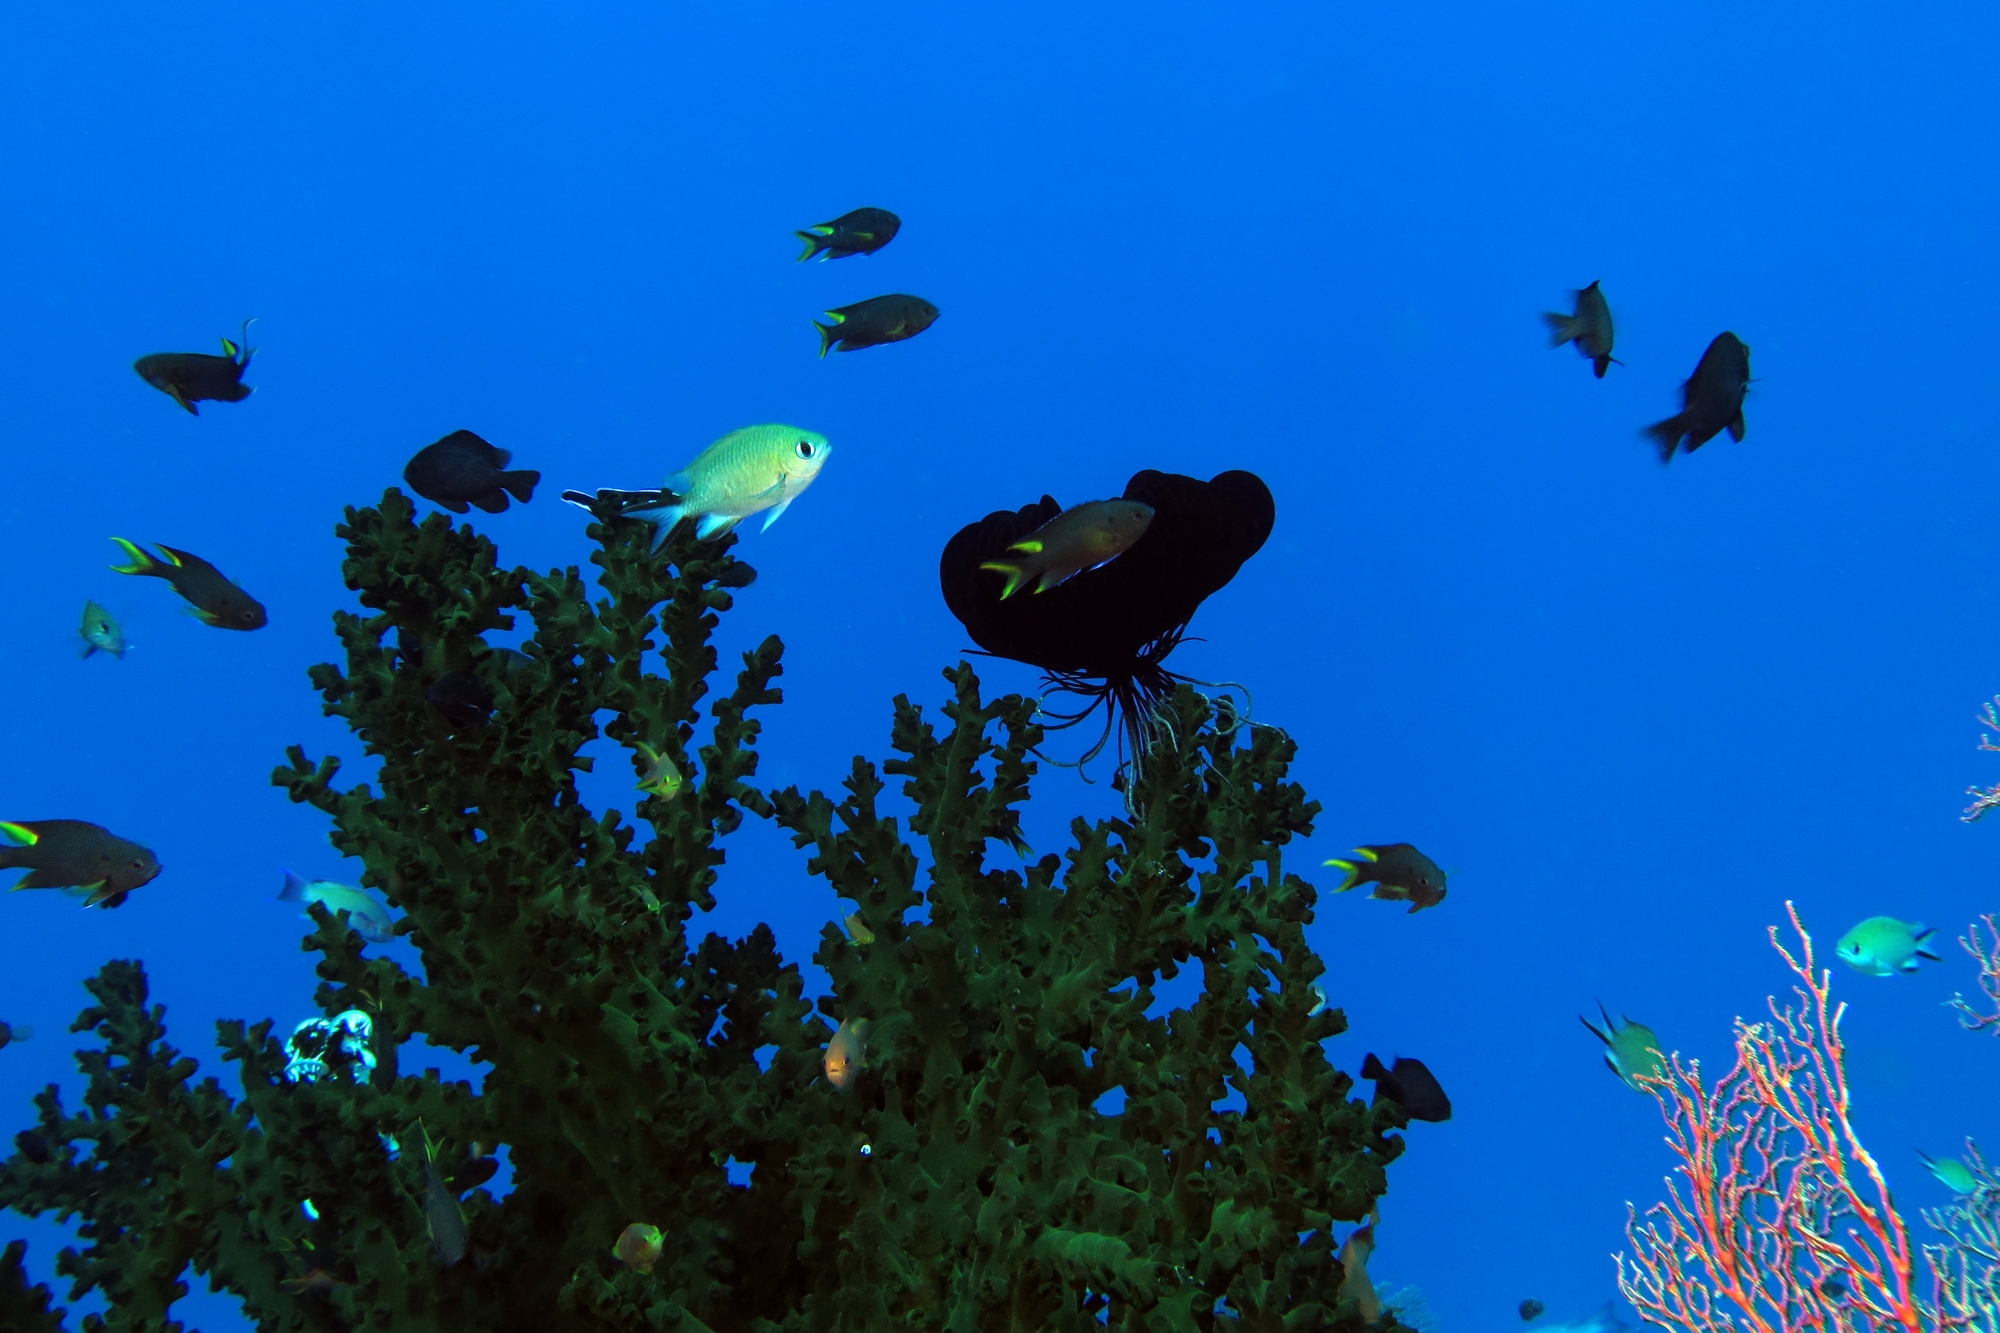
[1948,916,2000,1035]
[1616,901,1928,1333]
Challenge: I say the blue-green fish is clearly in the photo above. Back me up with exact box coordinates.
[626,425,832,548]
[78,601,126,659]
[1918,1149,1980,1194]
[1580,1002,1668,1093]
[1836,917,1940,976]
[277,871,394,944]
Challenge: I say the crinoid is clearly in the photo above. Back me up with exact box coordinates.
[940,468,1273,776]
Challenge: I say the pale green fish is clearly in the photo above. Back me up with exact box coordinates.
[1918,1149,1980,1194]
[633,742,684,800]
[277,870,395,944]
[79,600,127,659]
[1580,1002,1668,1092]
[1836,917,1940,976]
[628,424,831,549]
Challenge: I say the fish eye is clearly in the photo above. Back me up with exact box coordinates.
[795,440,816,459]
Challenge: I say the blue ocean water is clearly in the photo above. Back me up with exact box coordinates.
[3,3,1997,1328]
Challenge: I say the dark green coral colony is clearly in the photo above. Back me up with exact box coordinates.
[0,492,1409,1331]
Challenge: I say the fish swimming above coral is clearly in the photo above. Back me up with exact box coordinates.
[133,321,255,414]
[0,819,161,908]
[1361,1053,1452,1122]
[109,538,267,630]
[814,294,938,355]
[1836,916,1940,975]
[796,206,901,261]
[78,600,126,659]
[403,429,541,514]
[979,499,1155,598]
[940,468,1273,769]
[276,870,395,944]
[1543,280,1618,377]
[1324,843,1446,913]
[1644,332,1750,462]
[1580,1001,1668,1092]
[565,424,831,549]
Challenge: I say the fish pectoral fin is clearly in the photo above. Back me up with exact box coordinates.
[170,387,198,415]
[760,497,796,531]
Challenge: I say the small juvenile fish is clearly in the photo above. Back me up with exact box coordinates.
[0,1022,32,1052]
[612,1222,664,1274]
[420,1123,468,1266]
[78,601,127,659]
[277,871,395,944]
[1521,1300,1547,1322]
[133,323,255,415]
[1543,281,1618,377]
[1837,917,1940,976]
[1644,332,1751,462]
[1360,1052,1452,1122]
[814,294,939,356]
[634,742,684,800]
[824,1017,871,1090]
[1580,1003,1668,1092]
[621,425,832,548]
[1323,844,1446,913]
[795,207,901,262]
[844,913,875,945]
[0,819,161,908]
[979,499,1155,599]
[278,1270,349,1296]
[109,539,267,630]
[426,671,495,729]
[1918,1149,1979,1194]
[403,430,541,515]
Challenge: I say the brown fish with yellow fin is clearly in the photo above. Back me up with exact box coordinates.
[0,819,161,908]
[1323,843,1446,913]
[109,539,267,630]
[133,321,255,415]
[980,499,1155,598]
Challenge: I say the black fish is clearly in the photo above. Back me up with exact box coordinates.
[1644,333,1751,462]
[1521,1300,1546,1322]
[815,294,939,356]
[0,819,162,908]
[427,671,494,729]
[796,207,901,262]
[133,322,255,415]
[712,562,757,589]
[1543,281,1618,377]
[1324,843,1447,914]
[0,1022,29,1052]
[404,430,541,515]
[940,470,1273,765]
[1360,1052,1452,1122]
[109,539,267,630]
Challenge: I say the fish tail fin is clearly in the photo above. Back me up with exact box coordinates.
[1917,925,1942,960]
[277,870,310,903]
[1360,1052,1387,1081]
[1642,417,1685,464]
[500,470,541,504]
[1542,312,1578,346]
[1579,1010,1612,1046]
[108,538,173,578]
[1322,858,1365,892]
[977,560,1028,599]
[7,1026,29,1042]
[624,504,688,552]
[795,229,832,262]
[814,320,841,358]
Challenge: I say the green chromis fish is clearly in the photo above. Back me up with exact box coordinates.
[979,499,1155,598]
[612,1222,664,1273]
[0,819,162,908]
[795,206,901,261]
[0,1022,32,1052]
[814,294,939,356]
[1836,916,1940,976]
[132,322,254,415]
[1324,843,1446,913]
[78,600,127,659]
[1580,1002,1668,1093]
[633,742,685,800]
[1543,280,1618,378]
[277,871,395,944]
[1919,1149,1980,1194]
[419,1123,469,1266]
[109,539,267,630]
[625,425,831,548]
[823,1017,871,1090]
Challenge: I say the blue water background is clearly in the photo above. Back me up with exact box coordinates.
[3,3,1998,1328]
